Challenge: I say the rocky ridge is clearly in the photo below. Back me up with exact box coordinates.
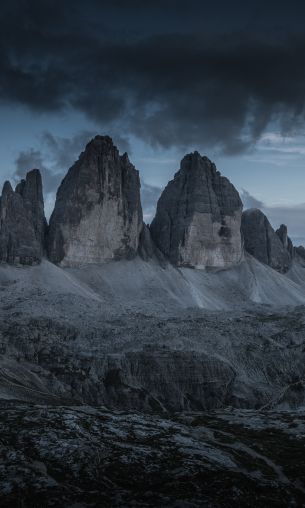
[0,137,301,273]
[0,169,46,265]
[241,208,293,273]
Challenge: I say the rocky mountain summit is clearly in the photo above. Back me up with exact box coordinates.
[276,223,294,257]
[1,140,246,269]
[295,245,305,261]
[48,136,143,266]
[0,136,302,277]
[150,151,243,268]
[241,208,293,273]
[0,169,46,264]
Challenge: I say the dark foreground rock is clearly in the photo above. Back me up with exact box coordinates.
[0,170,46,264]
[0,402,304,507]
[150,152,243,268]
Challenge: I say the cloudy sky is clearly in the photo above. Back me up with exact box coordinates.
[1,1,305,242]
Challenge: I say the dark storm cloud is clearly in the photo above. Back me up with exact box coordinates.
[15,148,45,178]
[13,131,97,193]
[41,131,98,173]
[14,147,62,193]
[13,130,131,194]
[13,145,66,194]
[2,1,305,153]
[13,130,162,221]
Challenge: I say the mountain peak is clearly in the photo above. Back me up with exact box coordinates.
[48,136,143,266]
[0,169,46,265]
[2,180,13,196]
[241,208,293,273]
[150,153,243,268]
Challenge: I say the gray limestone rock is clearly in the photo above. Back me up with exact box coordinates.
[276,224,294,258]
[48,136,143,266]
[241,209,292,273]
[0,169,46,265]
[150,152,243,268]
[1,403,305,507]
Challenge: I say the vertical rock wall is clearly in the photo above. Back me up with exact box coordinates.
[48,136,143,266]
[0,169,46,264]
[150,152,243,268]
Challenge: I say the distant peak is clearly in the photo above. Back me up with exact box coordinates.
[180,151,215,174]
[81,135,120,161]
[183,150,206,160]
[0,169,46,265]
[243,207,263,214]
[26,168,42,180]
[277,224,288,233]
[2,181,13,196]
[86,135,115,149]
[120,152,130,163]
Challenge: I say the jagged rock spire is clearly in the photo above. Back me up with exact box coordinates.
[0,169,47,265]
[276,224,294,258]
[48,136,143,266]
[241,209,292,273]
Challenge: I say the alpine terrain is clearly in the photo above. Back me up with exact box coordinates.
[1,136,305,507]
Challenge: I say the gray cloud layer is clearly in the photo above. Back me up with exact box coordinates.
[2,1,305,153]
[13,131,97,193]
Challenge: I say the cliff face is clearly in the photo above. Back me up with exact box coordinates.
[0,169,46,264]
[150,152,243,268]
[276,224,294,258]
[1,137,303,278]
[48,136,143,266]
[241,209,292,273]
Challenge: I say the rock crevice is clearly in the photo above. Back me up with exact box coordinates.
[0,169,46,265]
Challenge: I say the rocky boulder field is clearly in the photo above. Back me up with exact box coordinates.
[1,403,305,507]
[1,259,305,506]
